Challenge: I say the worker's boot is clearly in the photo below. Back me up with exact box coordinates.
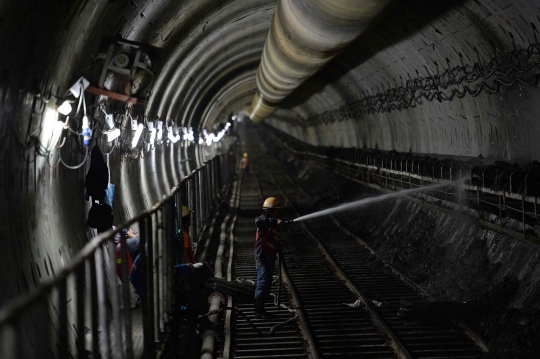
[254,298,272,319]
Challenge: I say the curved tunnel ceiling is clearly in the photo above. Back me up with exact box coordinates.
[3,0,540,160]
[142,0,276,130]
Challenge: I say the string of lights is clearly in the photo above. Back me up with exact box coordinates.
[0,77,232,170]
[300,35,540,127]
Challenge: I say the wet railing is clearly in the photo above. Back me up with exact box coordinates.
[283,145,540,242]
[0,154,232,359]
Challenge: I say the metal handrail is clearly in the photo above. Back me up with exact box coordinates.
[281,141,539,236]
[0,153,233,359]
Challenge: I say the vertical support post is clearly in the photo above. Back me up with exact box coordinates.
[206,164,211,214]
[58,279,68,359]
[197,171,203,236]
[458,170,463,212]
[477,188,481,216]
[119,231,134,359]
[95,245,111,359]
[76,265,86,359]
[535,196,538,220]
[86,258,99,359]
[139,218,155,357]
[146,214,158,341]
[152,212,160,342]
[522,194,526,234]
[164,203,175,326]
[1,323,18,359]
[106,236,123,358]
[177,190,184,264]
[190,176,197,243]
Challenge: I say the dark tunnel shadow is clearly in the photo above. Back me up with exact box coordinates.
[281,0,468,109]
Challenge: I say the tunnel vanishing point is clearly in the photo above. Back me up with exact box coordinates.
[1,0,540,358]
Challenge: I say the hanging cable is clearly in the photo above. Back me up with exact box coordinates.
[59,146,88,170]
[299,36,540,127]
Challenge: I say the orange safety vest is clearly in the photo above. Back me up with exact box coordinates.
[116,250,134,278]
[184,231,195,263]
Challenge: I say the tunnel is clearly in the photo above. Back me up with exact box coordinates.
[1,0,540,358]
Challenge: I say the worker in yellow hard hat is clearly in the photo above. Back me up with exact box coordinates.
[181,205,195,264]
[253,197,283,319]
[240,152,250,179]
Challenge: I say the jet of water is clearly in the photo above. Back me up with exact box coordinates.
[292,180,462,222]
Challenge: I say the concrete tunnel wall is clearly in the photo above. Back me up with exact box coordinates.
[1,0,540,348]
[267,0,540,162]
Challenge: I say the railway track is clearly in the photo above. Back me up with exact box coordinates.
[220,124,486,358]
[222,172,308,359]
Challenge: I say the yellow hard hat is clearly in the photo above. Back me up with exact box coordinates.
[243,152,248,157]
[181,205,190,217]
[262,197,281,209]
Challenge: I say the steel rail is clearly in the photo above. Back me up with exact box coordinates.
[328,215,490,353]
[264,168,413,359]
[253,155,320,359]
[260,138,487,357]
[223,147,316,359]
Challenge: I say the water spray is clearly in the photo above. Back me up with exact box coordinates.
[290,180,463,223]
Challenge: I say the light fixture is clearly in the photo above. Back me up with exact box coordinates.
[131,123,144,148]
[69,77,90,98]
[167,125,180,143]
[147,122,156,150]
[182,127,194,142]
[100,110,120,142]
[156,120,163,142]
[105,128,121,142]
[82,116,92,147]
[104,113,115,129]
[206,133,214,146]
[214,131,224,142]
[57,101,72,116]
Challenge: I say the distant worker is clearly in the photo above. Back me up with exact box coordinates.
[182,205,195,264]
[254,197,283,319]
[241,152,250,178]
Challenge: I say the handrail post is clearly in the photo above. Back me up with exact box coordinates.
[189,177,197,244]
[139,217,155,358]
[58,279,68,359]
[76,265,86,359]
[119,231,134,359]
[95,245,111,359]
[106,236,124,358]
[177,190,184,264]
[1,323,18,359]
[86,258,99,358]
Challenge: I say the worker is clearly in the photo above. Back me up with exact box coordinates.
[182,205,195,264]
[254,197,283,319]
[240,152,249,178]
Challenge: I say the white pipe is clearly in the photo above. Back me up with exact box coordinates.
[200,330,215,359]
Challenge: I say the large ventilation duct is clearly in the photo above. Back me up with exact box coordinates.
[249,0,393,122]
